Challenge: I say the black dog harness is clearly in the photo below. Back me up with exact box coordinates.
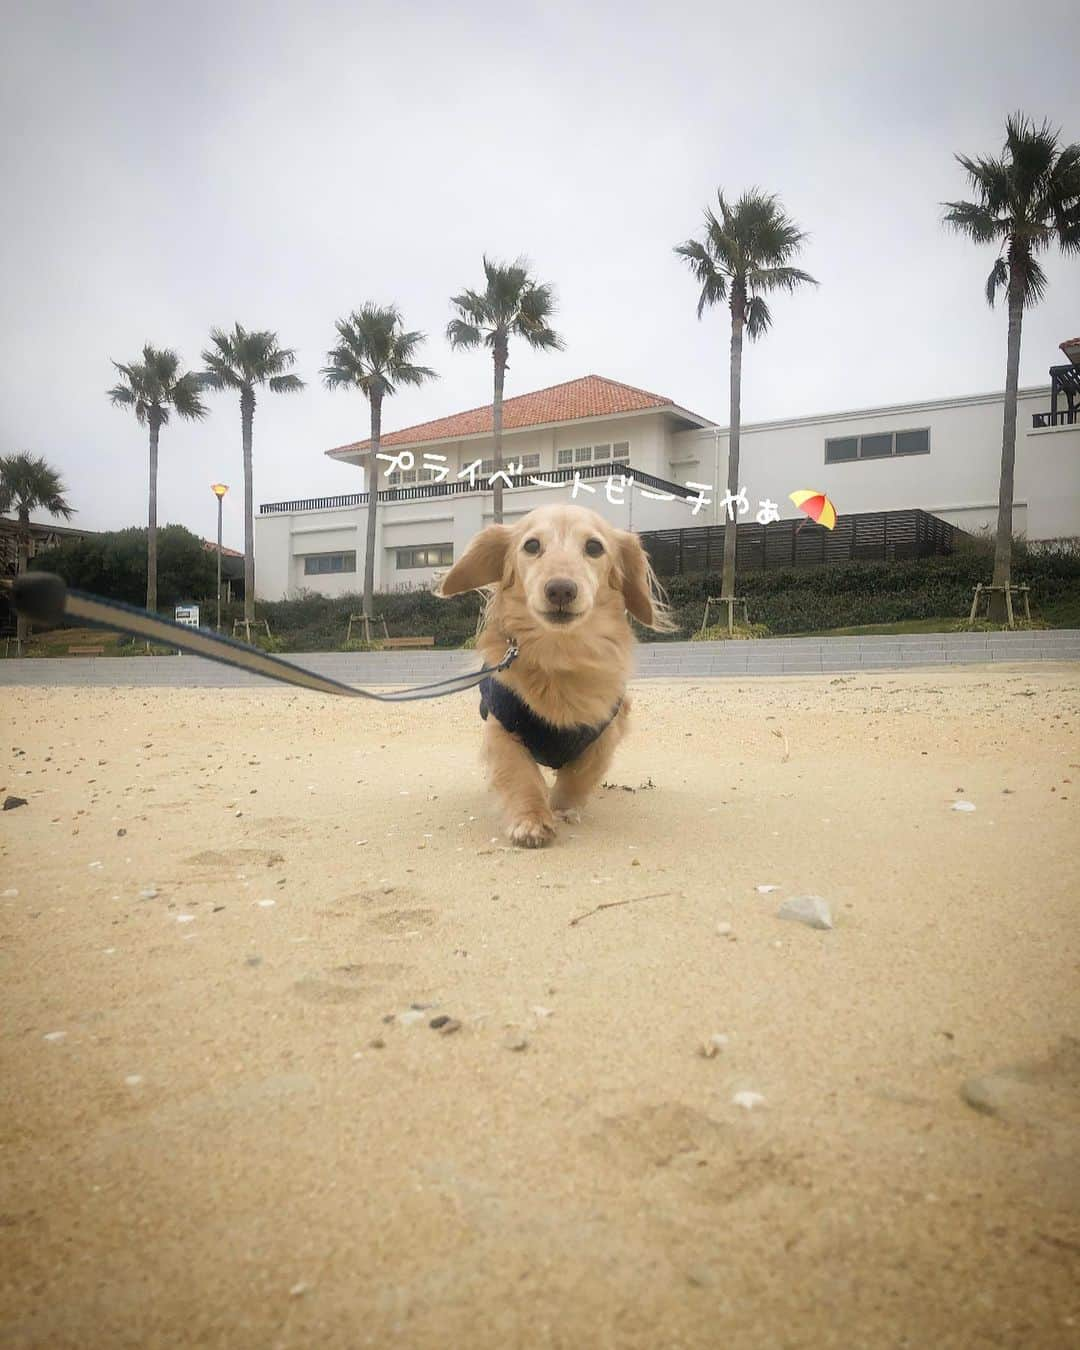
[479,676,622,770]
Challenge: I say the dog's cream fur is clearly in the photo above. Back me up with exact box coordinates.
[438,504,672,847]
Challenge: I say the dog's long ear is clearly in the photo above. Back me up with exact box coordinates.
[611,529,675,631]
[437,524,513,596]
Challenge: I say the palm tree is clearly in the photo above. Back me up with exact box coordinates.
[944,113,1080,622]
[322,305,437,623]
[0,452,73,653]
[447,256,564,523]
[675,191,817,609]
[201,324,305,634]
[107,346,207,612]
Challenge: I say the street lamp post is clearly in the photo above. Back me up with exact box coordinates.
[211,483,228,631]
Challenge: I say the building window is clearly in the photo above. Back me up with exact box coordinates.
[476,454,541,476]
[386,468,419,487]
[303,551,357,575]
[397,543,453,570]
[895,429,930,456]
[557,443,630,467]
[825,428,930,463]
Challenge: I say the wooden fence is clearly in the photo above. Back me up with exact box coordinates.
[639,509,961,577]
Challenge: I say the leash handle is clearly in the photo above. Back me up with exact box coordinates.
[12,573,516,702]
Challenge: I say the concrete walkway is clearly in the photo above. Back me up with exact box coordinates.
[2,630,1078,688]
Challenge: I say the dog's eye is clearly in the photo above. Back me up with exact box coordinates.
[522,538,541,555]
[585,538,605,557]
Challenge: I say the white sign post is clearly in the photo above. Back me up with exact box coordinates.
[175,605,200,628]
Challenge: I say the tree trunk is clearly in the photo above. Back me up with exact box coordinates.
[491,337,507,524]
[721,292,745,602]
[989,268,1024,624]
[147,413,160,613]
[363,391,382,621]
[15,507,30,653]
[241,386,256,623]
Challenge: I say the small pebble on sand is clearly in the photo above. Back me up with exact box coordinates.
[952,801,977,812]
[755,884,781,894]
[732,1091,765,1110]
[175,914,196,924]
[43,1031,66,1042]
[255,899,276,908]
[777,896,833,930]
[699,1034,729,1058]
[124,1075,143,1087]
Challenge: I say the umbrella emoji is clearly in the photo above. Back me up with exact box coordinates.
[789,489,838,532]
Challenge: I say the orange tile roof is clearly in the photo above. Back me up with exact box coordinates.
[327,374,702,455]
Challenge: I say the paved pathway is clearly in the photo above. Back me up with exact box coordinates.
[2,630,1078,688]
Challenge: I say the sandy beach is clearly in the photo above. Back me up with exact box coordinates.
[1,665,1078,1349]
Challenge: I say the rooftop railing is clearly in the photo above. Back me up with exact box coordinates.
[1032,408,1079,428]
[259,460,696,515]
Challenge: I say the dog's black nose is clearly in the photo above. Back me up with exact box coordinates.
[545,577,578,608]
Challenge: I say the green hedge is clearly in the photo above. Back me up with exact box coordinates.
[205,540,1080,650]
[212,588,485,651]
[650,543,1080,639]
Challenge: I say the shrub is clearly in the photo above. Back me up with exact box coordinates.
[30,524,217,612]
[692,622,771,641]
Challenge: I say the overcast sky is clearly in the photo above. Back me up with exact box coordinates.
[2,0,1077,548]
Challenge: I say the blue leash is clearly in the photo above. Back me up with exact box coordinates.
[12,573,517,702]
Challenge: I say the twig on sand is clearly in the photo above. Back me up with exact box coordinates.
[569,891,674,928]
[771,727,790,762]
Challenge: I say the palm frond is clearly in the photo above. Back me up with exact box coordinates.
[170,371,208,421]
[446,317,483,349]
[201,323,302,391]
[268,373,305,394]
[748,264,818,295]
[323,305,436,402]
[985,257,1009,306]
[1020,254,1048,304]
[678,188,814,325]
[393,363,439,389]
[947,114,1080,309]
[448,257,563,352]
[746,295,773,340]
[521,325,564,352]
[0,451,74,519]
[674,238,727,318]
[942,198,1003,244]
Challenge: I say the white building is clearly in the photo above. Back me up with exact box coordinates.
[254,361,1080,600]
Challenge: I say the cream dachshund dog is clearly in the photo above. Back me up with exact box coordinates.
[438,503,673,847]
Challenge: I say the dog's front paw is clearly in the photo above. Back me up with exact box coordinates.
[508,812,556,848]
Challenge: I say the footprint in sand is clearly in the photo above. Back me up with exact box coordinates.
[246,815,306,839]
[185,847,284,870]
[586,1102,728,1172]
[366,907,438,934]
[585,1102,808,1213]
[293,961,410,1004]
